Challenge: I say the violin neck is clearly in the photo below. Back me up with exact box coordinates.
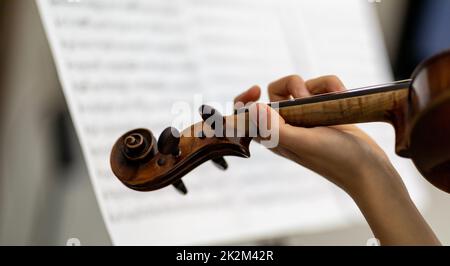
[231,79,412,156]
[274,80,412,128]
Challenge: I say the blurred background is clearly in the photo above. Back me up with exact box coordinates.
[1,0,450,245]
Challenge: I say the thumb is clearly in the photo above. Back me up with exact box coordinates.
[249,103,313,151]
[248,103,287,149]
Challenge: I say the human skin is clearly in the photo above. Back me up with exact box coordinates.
[234,75,441,246]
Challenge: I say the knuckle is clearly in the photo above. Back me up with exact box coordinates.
[323,75,341,82]
[268,74,305,95]
[286,74,304,83]
[286,75,305,92]
[268,81,279,94]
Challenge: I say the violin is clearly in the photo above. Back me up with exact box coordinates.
[110,50,450,194]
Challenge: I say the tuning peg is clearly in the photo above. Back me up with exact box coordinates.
[158,127,181,156]
[173,180,188,195]
[199,105,224,130]
[212,157,228,170]
[199,105,230,171]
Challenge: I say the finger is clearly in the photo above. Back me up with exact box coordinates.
[248,103,281,141]
[249,103,316,154]
[234,85,261,106]
[268,75,310,102]
[305,75,346,95]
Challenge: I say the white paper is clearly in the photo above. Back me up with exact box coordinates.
[37,0,427,245]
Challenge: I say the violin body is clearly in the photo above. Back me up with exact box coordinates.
[110,50,450,194]
[408,52,450,192]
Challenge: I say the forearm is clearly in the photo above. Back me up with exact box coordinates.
[351,161,441,246]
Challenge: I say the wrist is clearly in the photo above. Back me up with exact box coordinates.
[347,159,440,245]
[349,156,411,204]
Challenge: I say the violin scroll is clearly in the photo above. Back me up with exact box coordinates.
[110,107,252,193]
[121,129,157,162]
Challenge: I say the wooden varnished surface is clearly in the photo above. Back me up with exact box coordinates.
[278,88,410,128]
[111,123,251,191]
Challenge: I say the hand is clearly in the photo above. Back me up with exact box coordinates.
[234,75,398,197]
[235,75,440,245]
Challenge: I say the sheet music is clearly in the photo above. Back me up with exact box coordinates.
[37,0,427,245]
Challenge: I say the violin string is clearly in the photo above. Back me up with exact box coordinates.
[235,79,412,113]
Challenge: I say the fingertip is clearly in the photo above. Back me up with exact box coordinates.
[286,75,308,99]
[252,103,286,126]
[248,85,262,99]
[234,85,261,105]
[323,75,346,92]
[306,75,346,94]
